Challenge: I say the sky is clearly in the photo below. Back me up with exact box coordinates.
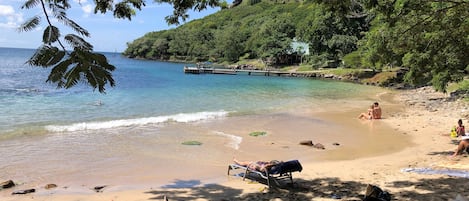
[0,0,223,52]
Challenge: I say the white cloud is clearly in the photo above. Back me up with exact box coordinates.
[0,5,14,15]
[0,4,24,29]
[73,0,89,4]
[82,4,93,17]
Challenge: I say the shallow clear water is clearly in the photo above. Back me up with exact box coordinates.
[0,47,391,190]
[0,47,381,137]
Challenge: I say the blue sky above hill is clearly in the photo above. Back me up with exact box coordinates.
[0,0,222,52]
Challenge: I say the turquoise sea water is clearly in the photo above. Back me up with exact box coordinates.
[0,47,389,189]
[0,47,374,137]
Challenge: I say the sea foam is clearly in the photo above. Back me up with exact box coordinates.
[45,111,228,132]
[214,131,242,150]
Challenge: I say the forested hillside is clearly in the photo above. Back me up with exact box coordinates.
[123,0,368,65]
[123,0,469,92]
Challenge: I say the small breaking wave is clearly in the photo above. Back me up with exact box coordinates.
[45,111,228,132]
[214,131,242,150]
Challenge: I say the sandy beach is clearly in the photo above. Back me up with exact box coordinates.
[2,87,469,201]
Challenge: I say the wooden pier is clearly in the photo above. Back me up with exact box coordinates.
[183,66,297,76]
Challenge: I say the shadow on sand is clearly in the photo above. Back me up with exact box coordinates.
[145,176,469,201]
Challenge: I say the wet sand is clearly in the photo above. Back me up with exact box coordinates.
[2,88,469,200]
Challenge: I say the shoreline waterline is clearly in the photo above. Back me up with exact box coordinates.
[0,90,414,197]
[1,47,427,200]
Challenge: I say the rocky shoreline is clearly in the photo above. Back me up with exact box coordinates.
[396,86,469,119]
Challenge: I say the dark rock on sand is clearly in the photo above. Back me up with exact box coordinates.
[45,184,57,189]
[12,188,35,194]
[0,180,15,189]
[299,140,314,146]
[313,143,325,149]
[93,185,107,192]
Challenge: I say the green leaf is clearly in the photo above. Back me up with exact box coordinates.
[27,45,62,67]
[43,26,60,44]
[114,3,135,20]
[94,0,113,14]
[64,34,93,51]
[55,15,90,37]
[21,0,41,9]
[47,50,66,66]
[47,58,72,87]
[125,0,146,10]
[17,16,40,32]
[44,50,116,93]
[63,62,82,89]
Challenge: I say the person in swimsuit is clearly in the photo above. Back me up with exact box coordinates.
[452,137,469,157]
[456,119,465,137]
[233,158,280,172]
[372,102,382,119]
[358,104,374,120]
[451,119,468,157]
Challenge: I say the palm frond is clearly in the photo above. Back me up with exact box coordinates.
[43,26,61,44]
[92,53,116,71]
[49,3,67,19]
[86,65,115,93]
[46,50,115,93]
[47,58,73,87]
[64,34,93,51]
[50,0,71,9]
[56,15,90,37]
[27,45,64,67]
[63,63,82,89]
[85,53,116,93]
[47,50,66,66]
[21,0,41,9]
[17,16,41,32]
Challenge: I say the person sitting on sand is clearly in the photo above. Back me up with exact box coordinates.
[372,102,382,119]
[456,119,465,137]
[452,137,469,157]
[358,105,374,120]
[233,158,280,172]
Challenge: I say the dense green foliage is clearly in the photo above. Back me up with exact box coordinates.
[357,0,469,92]
[125,0,469,92]
[123,0,370,67]
[21,0,468,92]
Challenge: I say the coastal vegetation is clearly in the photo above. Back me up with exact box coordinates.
[124,0,469,93]
[18,0,468,93]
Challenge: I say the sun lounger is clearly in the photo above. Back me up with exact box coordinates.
[227,160,303,188]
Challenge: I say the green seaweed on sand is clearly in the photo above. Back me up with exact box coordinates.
[181,141,202,145]
[249,131,267,137]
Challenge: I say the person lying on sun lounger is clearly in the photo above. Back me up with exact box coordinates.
[233,158,281,172]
